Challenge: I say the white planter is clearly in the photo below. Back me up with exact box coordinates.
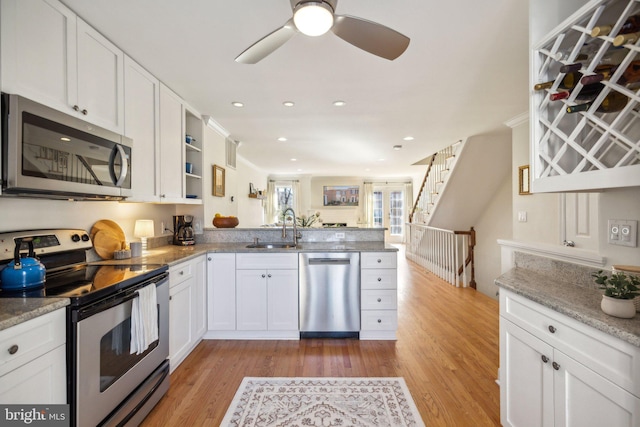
[601,295,636,319]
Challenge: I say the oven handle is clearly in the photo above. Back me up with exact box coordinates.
[77,273,168,321]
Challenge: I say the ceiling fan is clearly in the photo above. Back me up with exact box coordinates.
[235,0,410,64]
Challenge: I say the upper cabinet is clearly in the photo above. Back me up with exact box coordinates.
[530,0,640,192]
[159,84,186,202]
[0,0,125,133]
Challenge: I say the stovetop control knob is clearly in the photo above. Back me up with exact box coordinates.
[71,234,81,242]
[81,234,90,242]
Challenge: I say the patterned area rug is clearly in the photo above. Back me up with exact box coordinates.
[221,377,425,426]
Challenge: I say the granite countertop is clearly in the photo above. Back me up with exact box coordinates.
[93,241,399,267]
[496,267,640,347]
[0,298,69,332]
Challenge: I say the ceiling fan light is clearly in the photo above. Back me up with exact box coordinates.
[293,2,334,37]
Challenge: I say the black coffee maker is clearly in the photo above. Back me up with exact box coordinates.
[173,215,195,246]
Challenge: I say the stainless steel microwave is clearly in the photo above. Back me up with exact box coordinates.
[1,93,132,200]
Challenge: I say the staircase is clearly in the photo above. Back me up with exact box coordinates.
[407,131,512,287]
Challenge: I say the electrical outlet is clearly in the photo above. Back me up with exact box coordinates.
[608,219,638,247]
[518,211,527,222]
[335,232,345,239]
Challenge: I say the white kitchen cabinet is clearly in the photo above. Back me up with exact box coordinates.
[1,0,125,133]
[184,106,203,201]
[207,253,237,331]
[124,55,160,202]
[530,0,640,192]
[234,253,299,338]
[159,83,185,203]
[168,255,206,372]
[360,252,398,340]
[0,308,66,404]
[500,289,640,427]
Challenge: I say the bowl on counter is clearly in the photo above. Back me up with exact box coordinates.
[213,217,239,228]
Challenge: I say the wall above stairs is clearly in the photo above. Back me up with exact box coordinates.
[428,131,512,230]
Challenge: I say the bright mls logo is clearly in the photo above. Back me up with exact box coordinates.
[1,405,69,426]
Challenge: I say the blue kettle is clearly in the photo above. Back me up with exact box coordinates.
[0,238,46,291]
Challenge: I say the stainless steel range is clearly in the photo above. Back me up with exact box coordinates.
[0,229,170,427]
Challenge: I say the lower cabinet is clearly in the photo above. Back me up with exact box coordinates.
[360,252,398,340]
[169,255,206,372]
[206,252,299,339]
[0,308,66,404]
[500,289,640,427]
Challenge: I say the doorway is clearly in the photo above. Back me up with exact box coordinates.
[372,186,406,243]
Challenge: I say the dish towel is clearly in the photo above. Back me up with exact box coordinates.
[130,283,159,355]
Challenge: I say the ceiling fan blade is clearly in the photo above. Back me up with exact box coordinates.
[235,19,297,64]
[332,15,410,60]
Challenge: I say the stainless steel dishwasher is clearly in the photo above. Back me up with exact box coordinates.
[299,252,360,338]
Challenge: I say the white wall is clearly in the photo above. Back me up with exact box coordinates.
[236,156,269,228]
[598,187,640,267]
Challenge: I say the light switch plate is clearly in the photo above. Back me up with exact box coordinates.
[608,219,638,247]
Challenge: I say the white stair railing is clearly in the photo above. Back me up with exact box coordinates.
[406,223,476,288]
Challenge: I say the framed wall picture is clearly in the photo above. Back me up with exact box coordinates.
[213,164,225,197]
[518,165,530,195]
[323,185,359,206]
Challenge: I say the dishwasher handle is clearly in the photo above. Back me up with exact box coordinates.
[308,258,352,265]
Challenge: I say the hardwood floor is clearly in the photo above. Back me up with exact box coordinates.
[142,245,500,426]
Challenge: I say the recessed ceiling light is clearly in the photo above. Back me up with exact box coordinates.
[333,100,346,107]
[231,101,244,107]
[297,168,303,172]
[290,158,297,162]
[403,136,414,141]
[378,158,385,162]
[60,137,71,142]
[393,145,402,150]
[283,101,295,107]
[277,137,288,142]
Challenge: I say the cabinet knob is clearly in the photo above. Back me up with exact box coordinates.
[81,109,88,115]
[552,362,560,371]
[179,271,184,275]
[377,259,382,263]
[208,257,212,261]
[541,355,549,363]
[8,344,18,355]
[377,277,382,282]
[267,274,272,278]
[548,325,556,333]
[377,319,382,323]
[73,105,80,112]
[377,298,382,302]
[261,274,266,278]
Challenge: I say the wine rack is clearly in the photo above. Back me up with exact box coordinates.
[531,0,640,192]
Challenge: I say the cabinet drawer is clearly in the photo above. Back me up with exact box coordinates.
[501,289,640,397]
[361,290,397,310]
[361,310,398,331]
[0,309,66,377]
[361,269,397,289]
[169,259,194,285]
[236,253,298,270]
[361,252,397,269]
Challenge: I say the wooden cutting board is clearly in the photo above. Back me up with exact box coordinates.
[93,230,122,260]
[90,219,125,244]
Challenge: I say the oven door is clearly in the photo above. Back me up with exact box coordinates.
[74,275,169,427]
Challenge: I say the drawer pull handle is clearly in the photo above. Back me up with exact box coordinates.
[8,345,18,355]
[377,298,382,302]
[552,362,560,371]
[377,319,382,323]
[548,325,556,333]
[541,355,549,363]
[377,277,382,282]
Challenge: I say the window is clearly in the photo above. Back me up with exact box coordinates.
[275,184,295,222]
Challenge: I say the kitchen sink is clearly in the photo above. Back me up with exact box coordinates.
[245,243,298,249]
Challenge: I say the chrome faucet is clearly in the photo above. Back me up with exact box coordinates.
[282,207,301,246]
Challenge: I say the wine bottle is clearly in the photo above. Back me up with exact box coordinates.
[549,83,604,101]
[559,47,628,73]
[591,14,640,37]
[553,43,599,62]
[534,72,582,91]
[613,31,640,46]
[566,91,628,114]
[581,60,640,85]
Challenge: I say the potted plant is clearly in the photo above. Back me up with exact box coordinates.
[592,270,640,318]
